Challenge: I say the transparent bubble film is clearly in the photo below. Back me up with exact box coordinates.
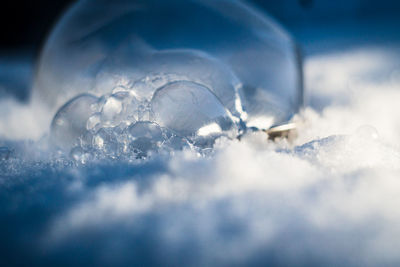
[36,0,303,160]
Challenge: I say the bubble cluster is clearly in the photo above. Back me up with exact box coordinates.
[51,79,239,160]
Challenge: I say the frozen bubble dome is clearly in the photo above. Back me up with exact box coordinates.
[34,0,303,159]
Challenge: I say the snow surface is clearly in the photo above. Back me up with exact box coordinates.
[1,47,400,266]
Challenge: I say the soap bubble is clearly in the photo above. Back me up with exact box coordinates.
[34,0,302,127]
[51,94,99,149]
[39,0,303,159]
[151,81,237,138]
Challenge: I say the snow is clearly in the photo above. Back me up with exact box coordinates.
[1,45,400,265]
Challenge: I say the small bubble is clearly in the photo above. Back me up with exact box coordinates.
[51,94,98,149]
[126,121,164,157]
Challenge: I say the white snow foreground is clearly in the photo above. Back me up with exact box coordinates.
[1,48,400,265]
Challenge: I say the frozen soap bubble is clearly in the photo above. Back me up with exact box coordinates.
[40,0,303,158]
[34,0,302,128]
[152,81,237,139]
[51,94,98,149]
